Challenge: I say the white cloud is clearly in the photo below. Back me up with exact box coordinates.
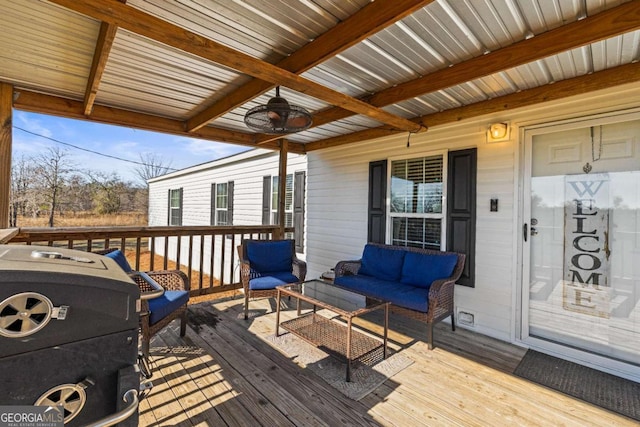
[15,111,54,138]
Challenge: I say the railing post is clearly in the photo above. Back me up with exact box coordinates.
[0,83,13,228]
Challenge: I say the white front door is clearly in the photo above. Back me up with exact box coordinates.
[521,111,640,380]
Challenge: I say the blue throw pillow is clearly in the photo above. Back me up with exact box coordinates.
[246,240,293,274]
[400,252,458,288]
[104,249,133,273]
[358,244,405,281]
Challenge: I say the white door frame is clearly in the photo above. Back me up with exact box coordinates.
[517,108,640,382]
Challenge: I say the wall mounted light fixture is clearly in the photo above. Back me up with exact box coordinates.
[487,122,510,142]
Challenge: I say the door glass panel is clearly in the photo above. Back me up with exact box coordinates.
[528,119,640,365]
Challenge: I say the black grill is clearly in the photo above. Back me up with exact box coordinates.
[0,245,141,426]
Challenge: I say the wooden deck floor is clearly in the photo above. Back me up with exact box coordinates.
[139,295,636,426]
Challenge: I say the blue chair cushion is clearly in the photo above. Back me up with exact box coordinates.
[246,240,293,274]
[148,290,189,325]
[104,249,133,273]
[358,244,405,281]
[400,252,458,288]
[249,271,299,290]
[335,274,429,312]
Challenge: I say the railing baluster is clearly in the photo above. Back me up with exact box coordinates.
[187,235,194,290]
[134,237,141,271]
[198,235,205,294]
[149,236,156,270]
[220,234,226,286]
[209,233,215,291]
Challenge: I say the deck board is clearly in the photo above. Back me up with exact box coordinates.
[139,295,638,426]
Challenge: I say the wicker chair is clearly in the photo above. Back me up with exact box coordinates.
[95,248,190,358]
[238,239,306,319]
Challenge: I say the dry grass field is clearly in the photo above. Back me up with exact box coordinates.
[15,212,148,228]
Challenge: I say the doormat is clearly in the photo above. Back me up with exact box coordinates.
[514,350,640,421]
[264,332,413,401]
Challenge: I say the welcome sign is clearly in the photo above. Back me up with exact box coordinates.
[563,173,611,318]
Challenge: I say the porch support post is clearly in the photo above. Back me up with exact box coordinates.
[0,83,13,228]
[277,138,288,240]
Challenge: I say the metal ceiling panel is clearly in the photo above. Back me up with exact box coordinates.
[1,0,638,147]
[128,0,368,60]
[0,0,98,98]
[97,30,250,119]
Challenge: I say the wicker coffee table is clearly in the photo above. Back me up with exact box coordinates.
[275,279,389,382]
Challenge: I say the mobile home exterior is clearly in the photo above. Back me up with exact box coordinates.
[148,148,307,283]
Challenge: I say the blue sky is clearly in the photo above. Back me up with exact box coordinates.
[12,111,250,184]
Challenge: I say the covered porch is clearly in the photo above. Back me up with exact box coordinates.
[1,1,640,425]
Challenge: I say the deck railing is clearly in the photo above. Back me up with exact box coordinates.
[5,225,288,296]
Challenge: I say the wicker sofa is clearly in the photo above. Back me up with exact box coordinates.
[334,243,466,349]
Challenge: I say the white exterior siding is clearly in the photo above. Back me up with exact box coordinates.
[147,149,307,282]
[305,82,640,343]
[149,149,306,228]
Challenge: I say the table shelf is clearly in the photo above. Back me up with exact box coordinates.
[280,313,383,363]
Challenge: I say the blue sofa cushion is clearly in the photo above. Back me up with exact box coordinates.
[148,290,189,325]
[335,275,429,312]
[400,252,458,288]
[246,240,293,274]
[249,271,299,290]
[358,244,405,281]
[104,249,133,273]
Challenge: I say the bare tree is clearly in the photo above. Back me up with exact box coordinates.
[31,147,74,227]
[134,153,173,186]
[10,156,37,226]
[63,173,94,214]
[84,170,125,215]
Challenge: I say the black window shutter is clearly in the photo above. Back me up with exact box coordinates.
[210,183,216,225]
[167,189,171,225]
[446,148,476,287]
[368,160,387,244]
[177,188,183,226]
[228,181,234,225]
[262,176,271,225]
[294,171,305,253]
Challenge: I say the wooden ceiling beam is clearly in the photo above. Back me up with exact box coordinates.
[49,0,423,133]
[304,62,640,151]
[83,0,126,116]
[294,1,640,134]
[12,90,307,154]
[185,0,434,132]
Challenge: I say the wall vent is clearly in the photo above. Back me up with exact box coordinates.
[458,310,475,327]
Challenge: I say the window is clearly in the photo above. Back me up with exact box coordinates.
[369,149,476,286]
[271,175,293,228]
[168,188,182,226]
[211,182,233,225]
[389,155,444,249]
[263,172,305,252]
